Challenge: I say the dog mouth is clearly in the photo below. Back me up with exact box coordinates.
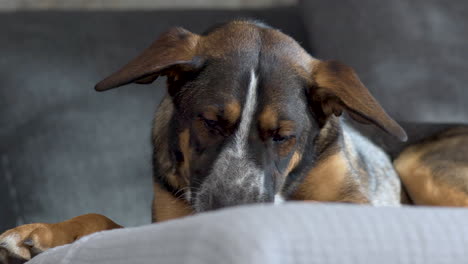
[189,174,284,212]
[191,189,285,212]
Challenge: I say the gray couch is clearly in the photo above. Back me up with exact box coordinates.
[0,7,308,231]
[1,0,468,263]
[25,203,468,264]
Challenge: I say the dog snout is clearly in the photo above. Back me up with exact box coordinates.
[194,168,273,212]
[195,184,269,212]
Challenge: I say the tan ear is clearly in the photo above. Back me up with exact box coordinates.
[95,27,201,91]
[311,60,407,141]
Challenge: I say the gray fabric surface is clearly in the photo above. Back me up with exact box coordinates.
[300,0,468,123]
[26,203,468,264]
[0,9,309,232]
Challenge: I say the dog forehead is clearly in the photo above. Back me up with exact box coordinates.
[182,21,312,121]
[199,22,261,56]
[190,70,305,123]
[198,21,313,70]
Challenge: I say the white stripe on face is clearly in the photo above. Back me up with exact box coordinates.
[208,70,262,190]
[232,70,258,156]
[195,70,269,210]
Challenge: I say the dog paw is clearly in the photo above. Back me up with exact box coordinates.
[0,214,122,264]
[0,223,62,263]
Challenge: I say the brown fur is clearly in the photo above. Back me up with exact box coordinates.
[292,152,349,202]
[152,96,177,186]
[285,151,301,176]
[0,214,120,260]
[2,20,467,263]
[258,106,278,132]
[178,129,192,183]
[291,118,374,204]
[95,27,200,91]
[199,102,240,129]
[152,184,193,222]
[224,101,241,124]
[311,61,406,141]
[202,106,219,121]
[258,107,297,156]
[394,129,468,206]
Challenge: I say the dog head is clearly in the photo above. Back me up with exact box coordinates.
[95,21,406,212]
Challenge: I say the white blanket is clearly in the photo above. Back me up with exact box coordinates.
[27,203,468,264]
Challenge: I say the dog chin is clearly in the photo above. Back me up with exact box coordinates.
[192,192,285,213]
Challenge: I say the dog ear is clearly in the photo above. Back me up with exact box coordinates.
[95,27,202,92]
[310,60,407,141]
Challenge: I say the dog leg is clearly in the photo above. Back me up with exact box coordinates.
[0,214,121,263]
[394,128,468,206]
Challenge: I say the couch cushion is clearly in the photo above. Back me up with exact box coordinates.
[0,9,309,231]
[24,203,468,264]
[300,0,468,122]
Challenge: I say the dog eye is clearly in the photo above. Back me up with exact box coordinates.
[199,115,218,128]
[273,134,295,142]
[204,119,218,127]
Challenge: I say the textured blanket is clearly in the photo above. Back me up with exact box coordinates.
[27,203,468,264]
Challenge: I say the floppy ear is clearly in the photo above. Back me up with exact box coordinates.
[95,27,202,91]
[310,60,407,141]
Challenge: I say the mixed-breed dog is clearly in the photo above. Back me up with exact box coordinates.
[1,20,467,263]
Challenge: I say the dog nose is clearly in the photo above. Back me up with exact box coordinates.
[206,197,224,211]
[195,182,273,212]
[197,192,258,212]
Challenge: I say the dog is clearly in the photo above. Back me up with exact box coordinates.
[1,20,468,263]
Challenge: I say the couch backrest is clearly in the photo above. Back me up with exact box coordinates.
[300,0,468,123]
[0,8,309,231]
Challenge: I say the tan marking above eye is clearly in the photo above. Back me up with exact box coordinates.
[258,106,297,150]
[201,102,240,125]
[259,106,296,133]
[224,101,241,124]
[259,105,278,131]
[202,106,219,121]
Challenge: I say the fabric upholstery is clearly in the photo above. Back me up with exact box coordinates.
[300,0,468,122]
[26,203,468,264]
[0,8,309,231]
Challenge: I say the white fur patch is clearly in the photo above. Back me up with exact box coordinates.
[0,233,26,259]
[204,70,266,201]
[274,194,285,205]
[233,70,258,156]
